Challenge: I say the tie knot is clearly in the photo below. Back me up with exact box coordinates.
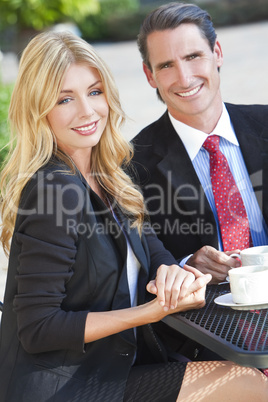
[203,135,220,153]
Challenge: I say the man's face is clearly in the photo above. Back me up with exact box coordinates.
[143,23,224,129]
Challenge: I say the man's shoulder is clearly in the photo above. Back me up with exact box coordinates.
[226,102,268,121]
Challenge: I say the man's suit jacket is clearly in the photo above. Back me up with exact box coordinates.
[0,158,177,402]
[131,103,268,261]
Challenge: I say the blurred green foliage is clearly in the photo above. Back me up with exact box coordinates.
[0,0,100,31]
[0,80,13,168]
[79,0,140,41]
[0,0,140,51]
[200,0,268,27]
[1,0,267,45]
[80,0,268,42]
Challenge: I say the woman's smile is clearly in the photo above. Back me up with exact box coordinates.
[72,121,99,135]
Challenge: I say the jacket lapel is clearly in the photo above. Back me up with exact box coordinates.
[152,112,217,239]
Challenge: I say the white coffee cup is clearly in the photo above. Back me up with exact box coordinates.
[231,245,268,266]
[229,265,268,304]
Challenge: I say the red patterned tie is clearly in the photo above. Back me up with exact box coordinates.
[203,135,252,251]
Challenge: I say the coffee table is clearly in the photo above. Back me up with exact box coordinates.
[162,283,268,368]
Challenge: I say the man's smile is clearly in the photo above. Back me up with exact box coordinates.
[176,84,203,98]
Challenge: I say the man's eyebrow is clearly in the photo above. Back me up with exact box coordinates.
[154,50,205,70]
[60,80,102,94]
[187,50,204,57]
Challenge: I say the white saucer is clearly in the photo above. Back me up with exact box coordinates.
[214,293,268,310]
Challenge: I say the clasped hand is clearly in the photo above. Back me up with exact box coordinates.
[146,264,212,314]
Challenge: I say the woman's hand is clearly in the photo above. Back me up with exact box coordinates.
[146,264,212,311]
[84,265,211,343]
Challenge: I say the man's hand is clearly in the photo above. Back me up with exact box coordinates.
[186,246,241,284]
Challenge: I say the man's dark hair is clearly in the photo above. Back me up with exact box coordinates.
[137,2,217,70]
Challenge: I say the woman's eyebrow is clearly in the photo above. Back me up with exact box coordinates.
[60,80,102,94]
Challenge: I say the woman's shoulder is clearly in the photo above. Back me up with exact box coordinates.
[19,157,87,209]
[29,157,84,188]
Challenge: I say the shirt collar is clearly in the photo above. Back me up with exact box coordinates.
[169,103,238,161]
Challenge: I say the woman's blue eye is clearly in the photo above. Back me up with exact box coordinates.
[57,90,103,105]
[58,98,71,105]
[90,90,102,96]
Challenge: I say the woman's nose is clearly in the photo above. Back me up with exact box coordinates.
[78,98,95,118]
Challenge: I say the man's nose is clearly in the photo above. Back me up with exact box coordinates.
[174,63,192,88]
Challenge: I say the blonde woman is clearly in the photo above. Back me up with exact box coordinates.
[0,32,267,402]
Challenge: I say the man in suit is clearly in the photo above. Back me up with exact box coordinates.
[132,2,268,284]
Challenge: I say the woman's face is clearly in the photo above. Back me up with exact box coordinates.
[47,63,109,161]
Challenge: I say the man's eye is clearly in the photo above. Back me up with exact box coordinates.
[188,54,198,60]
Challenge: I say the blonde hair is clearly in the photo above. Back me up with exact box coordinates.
[0,31,146,255]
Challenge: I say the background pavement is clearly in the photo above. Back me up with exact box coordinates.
[0,21,268,303]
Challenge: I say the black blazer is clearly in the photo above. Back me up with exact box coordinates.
[131,103,268,261]
[0,159,177,402]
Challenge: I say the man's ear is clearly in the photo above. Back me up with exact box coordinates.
[214,40,223,69]
[143,62,158,89]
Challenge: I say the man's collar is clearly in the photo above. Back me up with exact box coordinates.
[169,103,238,161]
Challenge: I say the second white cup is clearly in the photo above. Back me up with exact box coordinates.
[229,265,268,304]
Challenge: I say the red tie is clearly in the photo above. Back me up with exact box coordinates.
[203,135,252,251]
